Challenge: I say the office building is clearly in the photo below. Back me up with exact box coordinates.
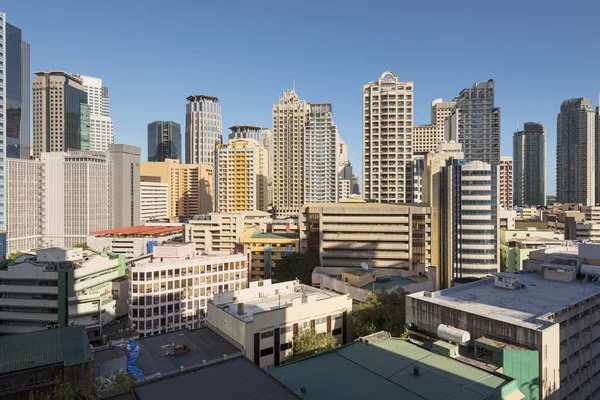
[185,95,221,164]
[499,156,513,210]
[408,244,600,400]
[445,80,500,165]
[500,227,564,271]
[140,159,214,219]
[32,71,88,157]
[239,227,299,281]
[304,103,339,203]
[351,175,360,195]
[129,242,248,337]
[556,98,596,205]
[215,138,269,212]
[300,202,431,271]
[208,279,352,368]
[228,124,262,142]
[272,90,307,216]
[0,15,5,259]
[513,122,546,207]
[87,225,181,259]
[363,71,414,203]
[147,121,181,162]
[0,247,126,342]
[6,20,30,159]
[140,178,169,223]
[412,99,456,153]
[107,144,140,229]
[78,75,113,152]
[261,127,273,205]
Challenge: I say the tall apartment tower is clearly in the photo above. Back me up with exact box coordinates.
[6,21,30,159]
[412,99,456,153]
[556,98,595,205]
[596,107,600,204]
[107,144,141,229]
[304,103,339,204]
[499,156,513,210]
[363,71,414,203]
[513,122,546,207]
[32,71,88,157]
[147,121,181,162]
[445,80,500,165]
[0,14,6,258]
[261,128,273,204]
[272,90,307,216]
[79,75,114,152]
[185,95,221,164]
[228,124,262,142]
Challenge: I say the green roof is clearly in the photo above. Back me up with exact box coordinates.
[269,338,518,400]
[0,326,92,375]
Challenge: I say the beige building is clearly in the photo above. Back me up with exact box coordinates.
[140,179,169,223]
[107,144,140,229]
[500,156,513,210]
[140,159,214,219]
[87,225,182,259]
[299,202,431,271]
[363,71,414,203]
[412,99,457,153]
[129,242,248,338]
[215,138,269,213]
[208,279,352,368]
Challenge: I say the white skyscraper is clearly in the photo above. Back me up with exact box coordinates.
[186,95,222,165]
[79,75,114,152]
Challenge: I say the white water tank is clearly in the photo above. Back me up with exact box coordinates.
[437,324,470,346]
[580,264,600,277]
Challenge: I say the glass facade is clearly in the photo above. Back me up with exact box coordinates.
[64,82,88,151]
[148,121,181,162]
[80,103,91,151]
[5,23,29,159]
[185,96,222,164]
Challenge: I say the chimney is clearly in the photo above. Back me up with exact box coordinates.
[413,366,420,377]
[237,303,244,315]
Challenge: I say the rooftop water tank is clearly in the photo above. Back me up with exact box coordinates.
[437,324,470,346]
[580,264,600,277]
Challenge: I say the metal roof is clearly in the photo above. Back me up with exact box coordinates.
[91,225,182,237]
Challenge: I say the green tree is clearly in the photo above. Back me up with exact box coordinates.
[29,369,97,400]
[102,371,136,397]
[74,243,91,251]
[7,251,23,260]
[273,252,319,285]
[289,328,337,362]
[351,288,407,338]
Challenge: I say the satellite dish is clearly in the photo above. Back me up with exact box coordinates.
[361,262,369,271]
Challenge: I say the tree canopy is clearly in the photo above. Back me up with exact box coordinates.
[288,328,337,362]
[273,252,319,285]
[351,288,407,338]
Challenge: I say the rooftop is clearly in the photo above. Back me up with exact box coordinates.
[91,225,182,237]
[250,232,299,240]
[409,271,600,330]
[362,275,428,292]
[269,337,518,400]
[0,326,92,375]
[302,202,430,211]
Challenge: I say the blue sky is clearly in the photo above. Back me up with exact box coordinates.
[3,0,600,195]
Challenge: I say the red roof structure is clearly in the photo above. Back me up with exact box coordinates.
[91,225,182,237]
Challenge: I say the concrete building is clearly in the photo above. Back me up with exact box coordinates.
[499,156,513,210]
[408,243,600,400]
[556,98,596,205]
[238,227,299,281]
[261,127,273,206]
[299,202,431,271]
[107,144,141,229]
[272,90,307,216]
[445,80,500,165]
[78,75,114,152]
[0,247,126,343]
[412,98,456,153]
[500,227,565,271]
[147,121,181,162]
[6,19,30,159]
[514,122,546,207]
[87,225,182,259]
[215,138,269,212]
[499,209,516,231]
[129,242,248,337]
[363,71,414,203]
[185,95,221,165]
[140,178,169,223]
[228,124,262,142]
[140,159,214,219]
[0,15,6,259]
[32,71,88,157]
[208,279,352,368]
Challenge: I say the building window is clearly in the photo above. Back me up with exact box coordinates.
[316,317,327,325]
[260,347,274,357]
[260,330,273,339]
[280,342,292,351]
[332,328,342,336]
[280,325,292,335]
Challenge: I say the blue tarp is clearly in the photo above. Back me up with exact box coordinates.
[126,339,144,380]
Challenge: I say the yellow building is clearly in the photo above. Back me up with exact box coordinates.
[239,227,299,281]
[140,159,214,219]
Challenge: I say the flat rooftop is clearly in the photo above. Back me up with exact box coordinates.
[269,338,518,400]
[91,225,182,237]
[362,275,428,292]
[409,272,600,330]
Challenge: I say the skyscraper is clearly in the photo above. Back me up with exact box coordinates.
[6,21,30,159]
[363,71,414,203]
[147,121,181,162]
[556,98,595,205]
[228,125,262,142]
[0,13,6,259]
[513,122,546,207]
[185,95,221,164]
[79,75,114,152]
[445,80,500,165]
[261,127,273,204]
[107,144,141,229]
[272,90,307,216]
[412,99,456,153]
[499,156,513,210]
[32,71,88,157]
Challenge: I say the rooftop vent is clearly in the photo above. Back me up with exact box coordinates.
[237,303,244,315]
[494,273,523,290]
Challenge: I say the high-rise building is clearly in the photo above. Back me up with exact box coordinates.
[338,136,352,201]
[351,175,360,195]
[6,21,30,159]
[412,99,456,153]
[32,71,88,157]
[185,95,221,164]
[79,75,114,152]
[215,138,269,212]
[304,103,339,204]
[445,80,500,165]
[272,90,307,216]
[107,144,141,229]
[556,98,595,205]
[363,71,413,203]
[0,13,6,259]
[499,156,513,210]
[596,107,600,204]
[513,122,546,207]
[261,128,273,205]
[140,178,169,223]
[147,121,181,162]
[228,124,262,142]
